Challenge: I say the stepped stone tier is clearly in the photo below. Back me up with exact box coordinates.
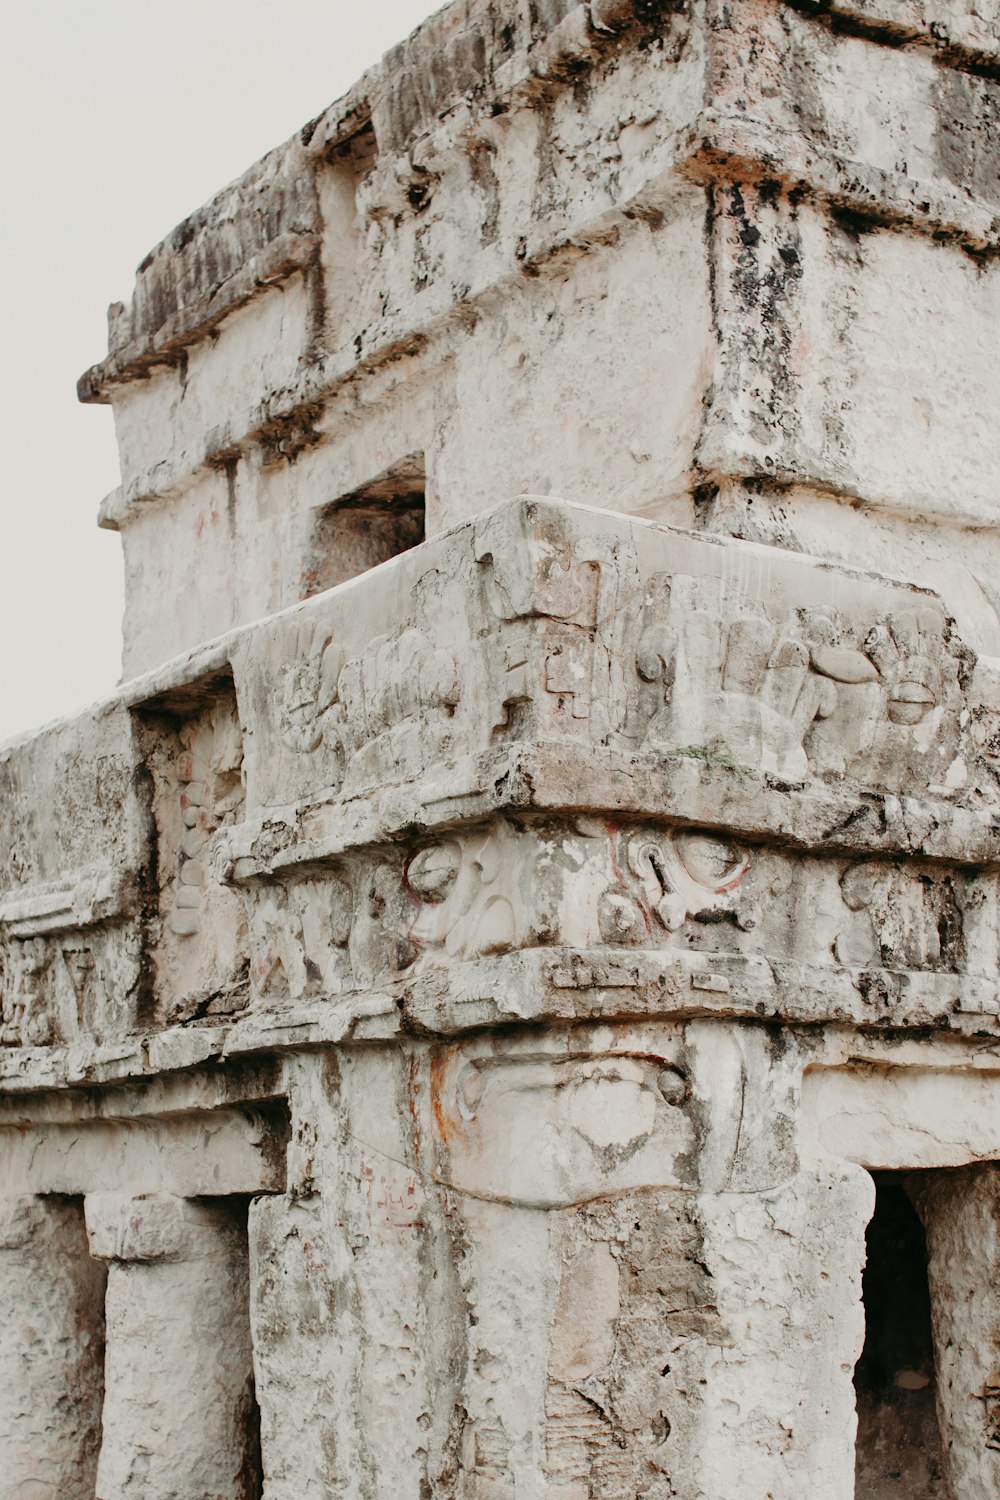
[3,0,1000,1495]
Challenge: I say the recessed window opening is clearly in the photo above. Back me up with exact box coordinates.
[854,1174,946,1498]
[302,452,425,596]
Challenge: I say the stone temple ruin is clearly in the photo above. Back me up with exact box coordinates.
[3,1,1000,1495]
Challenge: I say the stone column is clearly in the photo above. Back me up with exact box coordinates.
[0,1194,106,1500]
[912,1164,1000,1500]
[86,1192,259,1500]
[692,1159,874,1500]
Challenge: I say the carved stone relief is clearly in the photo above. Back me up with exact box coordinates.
[0,918,144,1050]
[833,860,968,971]
[236,555,474,815]
[624,577,855,782]
[337,625,461,794]
[472,509,978,805]
[0,938,53,1046]
[271,622,462,795]
[275,620,344,759]
[169,699,245,940]
[143,688,249,1022]
[247,874,352,1003]
[221,812,1000,1033]
[475,506,622,740]
[861,608,971,792]
[612,828,750,941]
[435,1044,695,1207]
[404,822,527,962]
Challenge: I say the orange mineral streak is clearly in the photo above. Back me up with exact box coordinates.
[429,1047,464,1149]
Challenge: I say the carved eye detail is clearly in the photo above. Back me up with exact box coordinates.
[656,1067,687,1107]
[598,889,642,943]
[674,833,748,892]
[866,611,949,728]
[406,844,461,903]
[886,680,936,726]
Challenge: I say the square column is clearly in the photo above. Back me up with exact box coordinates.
[0,1194,106,1500]
[86,1193,259,1500]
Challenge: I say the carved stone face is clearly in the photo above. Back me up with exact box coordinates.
[866,612,954,730]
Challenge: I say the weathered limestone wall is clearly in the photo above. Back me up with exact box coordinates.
[3,0,1000,1495]
[78,0,1000,678]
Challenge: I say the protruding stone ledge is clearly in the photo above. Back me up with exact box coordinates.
[788,0,1000,69]
[5,497,1000,1061]
[0,862,133,937]
[77,138,321,405]
[0,1104,288,1199]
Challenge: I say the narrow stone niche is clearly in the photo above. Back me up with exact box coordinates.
[136,674,249,1026]
[303,452,425,595]
[316,118,376,353]
[854,1174,946,1498]
[87,1191,263,1500]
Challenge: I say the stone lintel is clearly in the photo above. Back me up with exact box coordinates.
[0,1105,287,1199]
[85,1191,250,1263]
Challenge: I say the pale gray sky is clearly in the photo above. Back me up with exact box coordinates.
[0,0,438,743]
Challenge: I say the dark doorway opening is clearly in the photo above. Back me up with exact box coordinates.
[854,1174,946,1498]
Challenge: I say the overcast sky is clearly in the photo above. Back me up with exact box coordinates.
[0,0,438,744]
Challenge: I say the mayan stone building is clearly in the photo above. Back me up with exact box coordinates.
[2,1,1000,1495]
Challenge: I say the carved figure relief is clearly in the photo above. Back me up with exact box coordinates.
[338,627,461,792]
[435,1046,694,1208]
[625,576,878,783]
[867,610,959,728]
[475,507,622,738]
[276,621,344,758]
[616,575,979,796]
[860,609,971,791]
[833,860,966,971]
[0,937,53,1046]
[270,615,462,798]
[404,823,526,962]
[475,509,605,627]
[143,687,250,1021]
[61,944,98,1036]
[247,874,352,1002]
[352,860,416,981]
